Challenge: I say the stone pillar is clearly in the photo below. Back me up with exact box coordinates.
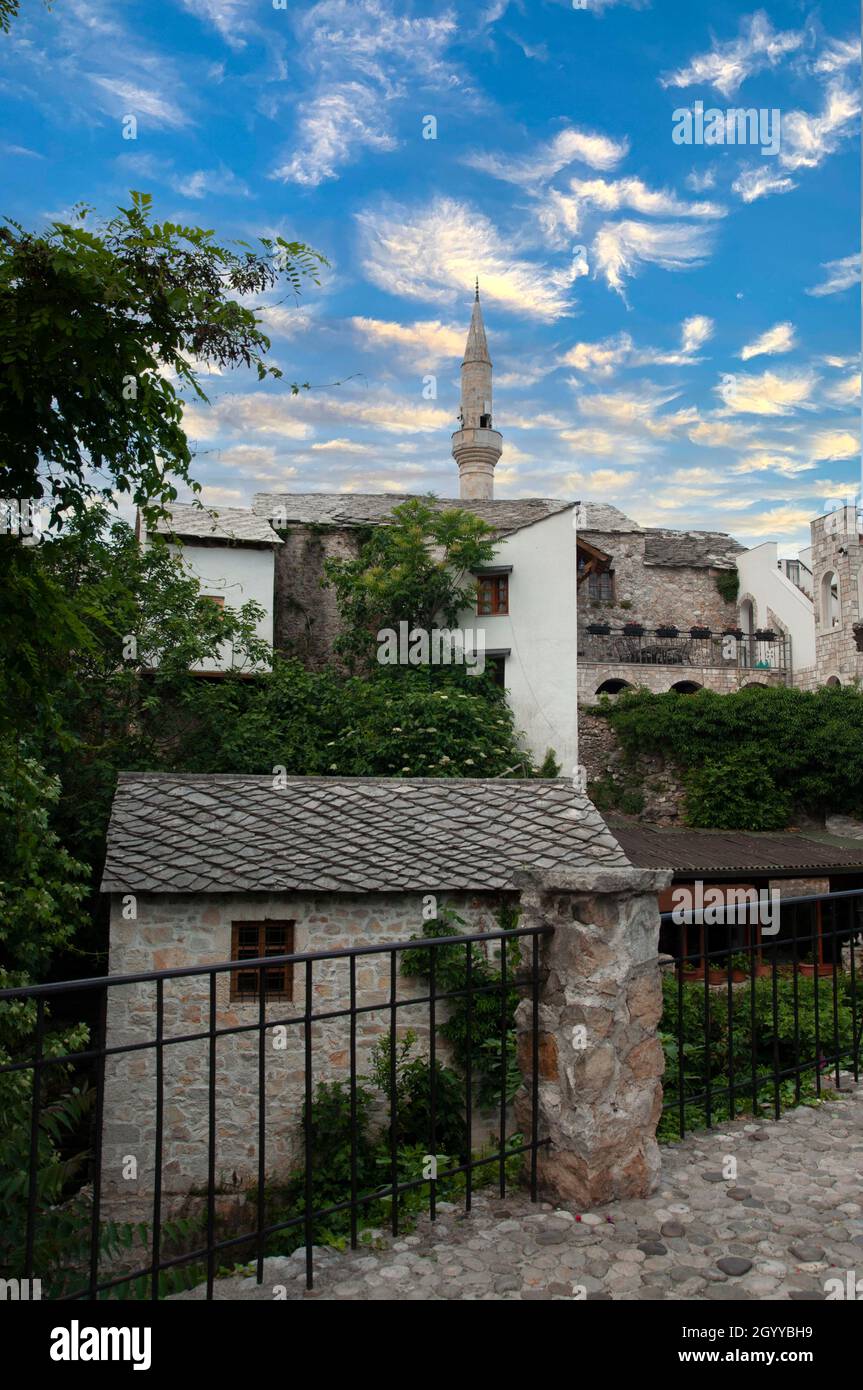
[514,865,672,1208]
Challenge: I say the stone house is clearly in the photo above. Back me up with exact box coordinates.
[99,772,629,1211]
[576,510,793,703]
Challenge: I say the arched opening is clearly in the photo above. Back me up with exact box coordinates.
[741,680,768,689]
[820,570,841,629]
[739,597,755,635]
[671,680,702,694]
[595,679,634,696]
[826,675,841,687]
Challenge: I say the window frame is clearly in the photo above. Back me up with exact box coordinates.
[477,574,509,616]
[230,920,295,1002]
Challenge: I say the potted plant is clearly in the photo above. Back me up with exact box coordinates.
[587,621,611,635]
[796,954,832,978]
[656,624,679,638]
[689,624,711,638]
[723,626,744,639]
[623,621,644,636]
[754,628,776,641]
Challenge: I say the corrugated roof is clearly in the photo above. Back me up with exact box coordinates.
[101,774,630,894]
[609,821,863,874]
[643,528,743,569]
[153,504,282,546]
[252,493,573,536]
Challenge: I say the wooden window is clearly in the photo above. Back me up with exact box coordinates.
[203,594,226,614]
[477,574,509,616]
[588,569,615,602]
[230,921,294,1001]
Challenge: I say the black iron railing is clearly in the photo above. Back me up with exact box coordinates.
[660,888,862,1139]
[0,924,550,1301]
[581,626,791,674]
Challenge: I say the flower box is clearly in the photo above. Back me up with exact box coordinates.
[623,622,644,636]
[587,622,611,635]
[754,629,776,641]
[656,625,679,638]
[723,627,744,639]
[689,625,711,638]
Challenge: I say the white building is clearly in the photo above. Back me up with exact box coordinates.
[141,504,281,673]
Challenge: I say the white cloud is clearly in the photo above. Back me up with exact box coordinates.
[808,430,859,461]
[178,0,251,50]
[591,219,714,295]
[739,322,796,361]
[559,332,634,378]
[310,438,373,453]
[90,76,190,128]
[564,175,722,218]
[357,197,578,320]
[813,35,861,76]
[350,316,465,363]
[688,419,756,448]
[559,428,655,463]
[274,82,397,186]
[780,79,860,173]
[732,167,796,203]
[567,468,638,492]
[562,317,713,376]
[805,253,861,297]
[718,369,818,416]
[465,124,628,188]
[173,164,249,199]
[825,373,861,407]
[660,11,805,98]
[731,452,815,477]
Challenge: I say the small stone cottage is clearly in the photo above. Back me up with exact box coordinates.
[99,773,630,1210]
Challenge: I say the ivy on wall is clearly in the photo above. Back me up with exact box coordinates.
[600,685,863,830]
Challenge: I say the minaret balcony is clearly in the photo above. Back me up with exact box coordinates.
[451,426,503,455]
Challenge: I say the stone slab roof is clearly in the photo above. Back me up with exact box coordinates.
[643,528,743,569]
[253,493,573,536]
[580,503,642,534]
[609,821,863,875]
[152,504,282,546]
[102,774,630,894]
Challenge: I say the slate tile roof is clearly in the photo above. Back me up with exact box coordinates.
[252,492,574,536]
[153,504,283,546]
[102,774,630,894]
[609,821,863,874]
[643,528,743,569]
[579,502,642,534]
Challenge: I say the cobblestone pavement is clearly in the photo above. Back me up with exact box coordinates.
[177,1081,863,1301]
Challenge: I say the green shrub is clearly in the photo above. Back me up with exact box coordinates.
[659,971,858,1140]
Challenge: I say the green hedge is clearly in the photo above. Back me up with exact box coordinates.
[602,684,863,829]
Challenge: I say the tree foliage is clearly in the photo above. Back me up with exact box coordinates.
[601,684,863,829]
[322,496,498,667]
[0,192,325,526]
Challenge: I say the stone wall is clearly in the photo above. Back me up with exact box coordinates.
[272,524,361,670]
[810,507,863,687]
[578,527,738,641]
[578,707,686,824]
[578,661,786,705]
[514,865,672,1207]
[101,889,510,1213]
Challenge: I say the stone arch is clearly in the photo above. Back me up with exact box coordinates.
[670,680,702,694]
[595,678,634,696]
[738,592,757,634]
[819,569,841,630]
[825,674,842,687]
[740,680,768,689]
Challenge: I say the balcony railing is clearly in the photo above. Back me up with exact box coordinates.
[580,625,791,673]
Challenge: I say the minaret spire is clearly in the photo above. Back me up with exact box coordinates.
[451,282,502,500]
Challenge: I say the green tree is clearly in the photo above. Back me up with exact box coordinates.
[0,193,324,525]
[322,496,498,668]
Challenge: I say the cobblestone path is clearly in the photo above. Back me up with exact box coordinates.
[176,1080,862,1301]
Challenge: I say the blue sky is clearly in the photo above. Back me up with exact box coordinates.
[2,0,860,551]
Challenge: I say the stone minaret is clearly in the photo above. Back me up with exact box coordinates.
[451,281,503,499]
